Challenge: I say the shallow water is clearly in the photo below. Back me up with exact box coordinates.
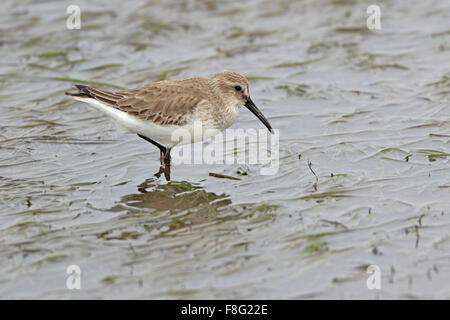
[0,0,449,299]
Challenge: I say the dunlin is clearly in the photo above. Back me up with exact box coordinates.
[66,70,273,167]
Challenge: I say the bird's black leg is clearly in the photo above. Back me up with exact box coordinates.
[163,148,172,166]
[159,150,165,165]
[137,134,166,154]
[137,135,171,179]
[137,134,167,164]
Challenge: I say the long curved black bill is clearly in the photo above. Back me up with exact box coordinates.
[244,98,273,134]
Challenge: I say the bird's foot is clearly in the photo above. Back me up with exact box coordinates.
[163,154,171,166]
[154,165,170,180]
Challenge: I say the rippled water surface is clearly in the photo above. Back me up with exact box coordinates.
[0,0,449,299]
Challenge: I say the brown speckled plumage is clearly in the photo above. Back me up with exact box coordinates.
[65,70,272,168]
[67,71,251,128]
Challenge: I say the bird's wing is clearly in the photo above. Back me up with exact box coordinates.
[67,80,208,126]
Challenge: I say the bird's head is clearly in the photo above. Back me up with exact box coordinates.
[212,70,273,133]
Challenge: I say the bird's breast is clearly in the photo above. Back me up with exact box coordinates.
[195,101,238,131]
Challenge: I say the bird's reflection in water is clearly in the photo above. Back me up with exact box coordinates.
[109,177,233,234]
[154,165,171,181]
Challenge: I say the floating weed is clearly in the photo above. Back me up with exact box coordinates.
[81,10,117,19]
[358,147,410,161]
[96,230,111,239]
[246,213,274,226]
[381,156,411,163]
[303,240,328,255]
[121,232,141,240]
[417,149,449,162]
[298,231,335,241]
[226,28,274,39]
[307,42,334,55]
[19,119,66,128]
[45,254,67,263]
[276,84,309,96]
[38,51,68,59]
[428,154,448,162]
[274,57,324,68]
[70,181,99,187]
[157,71,168,81]
[160,289,198,297]
[332,0,358,5]
[297,189,354,200]
[366,64,409,71]
[23,36,45,48]
[217,43,271,57]
[101,276,116,284]
[407,121,449,129]
[111,181,130,187]
[27,63,55,71]
[144,224,155,233]
[44,77,126,89]
[332,276,356,284]
[307,160,319,192]
[215,8,243,16]
[105,232,141,240]
[166,219,184,231]
[60,59,88,69]
[209,173,241,181]
[8,208,49,216]
[83,64,123,72]
[168,180,199,191]
[426,75,448,88]
[253,204,279,214]
[330,173,348,178]
[334,26,368,33]
[140,21,173,32]
[232,241,251,250]
[429,133,450,137]
[246,76,275,80]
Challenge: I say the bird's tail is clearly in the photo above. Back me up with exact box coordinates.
[65,85,122,105]
[65,84,93,98]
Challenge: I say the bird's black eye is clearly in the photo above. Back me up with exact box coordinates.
[234,85,242,92]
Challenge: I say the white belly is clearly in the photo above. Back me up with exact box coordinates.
[73,97,225,148]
